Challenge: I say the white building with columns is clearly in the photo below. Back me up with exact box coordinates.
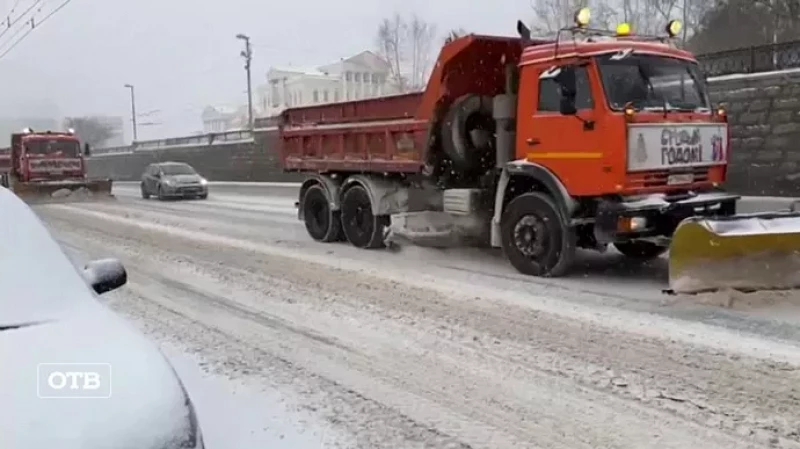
[260,51,397,117]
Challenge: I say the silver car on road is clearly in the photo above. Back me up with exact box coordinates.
[141,162,209,201]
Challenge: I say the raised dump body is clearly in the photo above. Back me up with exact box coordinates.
[277,10,800,295]
[280,36,527,178]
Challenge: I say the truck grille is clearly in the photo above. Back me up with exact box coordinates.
[626,167,710,189]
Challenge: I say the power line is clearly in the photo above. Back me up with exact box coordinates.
[0,0,41,41]
[5,0,25,16]
[0,0,72,60]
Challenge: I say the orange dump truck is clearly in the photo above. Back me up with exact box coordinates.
[278,9,800,294]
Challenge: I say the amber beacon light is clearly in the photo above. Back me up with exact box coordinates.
[666,20,682,37]
[574,7,590,27]
[616,23,632,36]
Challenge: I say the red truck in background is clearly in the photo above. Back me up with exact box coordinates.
[277,9,800,294]
[0,128,113,203]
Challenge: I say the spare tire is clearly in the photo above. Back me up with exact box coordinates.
[440,94,495,173]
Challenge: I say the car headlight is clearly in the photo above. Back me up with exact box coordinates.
[199,178,207,186]
[163,179,174,186]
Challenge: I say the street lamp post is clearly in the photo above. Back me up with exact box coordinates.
[123,84,138,143]
[236,33,254,131]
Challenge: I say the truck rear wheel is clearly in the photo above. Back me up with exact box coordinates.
[613,241,667,261]
[500,192,576,277]
[341,185,388,249]
[302,185,342,242]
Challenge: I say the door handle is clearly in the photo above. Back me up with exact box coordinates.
[526,138,541,146]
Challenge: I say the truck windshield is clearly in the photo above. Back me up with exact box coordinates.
[596,53,710,112]
[24,139,80,157]
[162,164,196,175]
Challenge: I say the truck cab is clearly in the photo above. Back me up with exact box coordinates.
[519,40,727,197]
[9,129,88,183]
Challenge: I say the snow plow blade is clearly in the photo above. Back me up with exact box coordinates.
[668,212,800,294]
[10,179,114,205]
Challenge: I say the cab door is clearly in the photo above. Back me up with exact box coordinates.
[518,62,605,196]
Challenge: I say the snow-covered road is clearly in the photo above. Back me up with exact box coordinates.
[33,184,800,449]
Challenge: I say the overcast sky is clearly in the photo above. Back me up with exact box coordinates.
[0,0,537,141]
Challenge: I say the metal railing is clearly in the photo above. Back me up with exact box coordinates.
[91,128,272,156]
[92,41,800,155]
[696,39,800,77]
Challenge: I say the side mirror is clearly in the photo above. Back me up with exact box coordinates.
[556,65,578,115]
[83,258,127,295]
[83,143,91,156]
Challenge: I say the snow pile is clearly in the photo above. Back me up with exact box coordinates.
[50,187,94,199]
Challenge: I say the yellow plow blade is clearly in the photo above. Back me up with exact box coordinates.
[10,179,114,205]
[669,212,800,294]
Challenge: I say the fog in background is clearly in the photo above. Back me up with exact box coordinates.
[0,0,535,141]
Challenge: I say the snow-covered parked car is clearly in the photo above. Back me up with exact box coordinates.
[0,187,204,448]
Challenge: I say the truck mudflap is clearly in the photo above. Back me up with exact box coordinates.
[8,178,114,205]
[668,211,800,294]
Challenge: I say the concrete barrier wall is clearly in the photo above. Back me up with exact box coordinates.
[709,69,800,196]
[87,131,302,183]
[89,69,800,196]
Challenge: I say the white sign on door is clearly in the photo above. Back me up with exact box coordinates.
[627,123,727,172]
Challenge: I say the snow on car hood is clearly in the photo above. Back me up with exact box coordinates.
[0,187,99,326]
[0,307,196,449]
[0,188,199,448]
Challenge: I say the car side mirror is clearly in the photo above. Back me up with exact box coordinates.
[556,65,578,115]
[83,143,91,156]
[83,258,127,295]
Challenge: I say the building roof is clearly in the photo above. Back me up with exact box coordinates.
[267,50,392,81]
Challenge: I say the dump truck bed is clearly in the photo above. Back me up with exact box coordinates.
[278,35,526,174]
[279,92,428,173]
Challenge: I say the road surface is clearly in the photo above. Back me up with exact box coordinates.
[34,183,800,449]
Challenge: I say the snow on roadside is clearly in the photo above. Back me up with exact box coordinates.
[158,343,340,449]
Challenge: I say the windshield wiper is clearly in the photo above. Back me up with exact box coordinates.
[635,62,669,116]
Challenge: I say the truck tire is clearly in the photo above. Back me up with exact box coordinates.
[301,185,342,242]
[341,185,389,249]
[500,192,576,277]
[440,94,494,173]
[613,241,667,261]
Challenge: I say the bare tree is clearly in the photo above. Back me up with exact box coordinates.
[376,14,407,93]
[63,117,116,148]
[375,13,437,93]
[528,0,704,42]
[530,0,616,35]
[408,14,437,90]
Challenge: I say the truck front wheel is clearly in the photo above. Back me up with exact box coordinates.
[341,185,388,249]
[302,185,342,242]
[501,192,576,277]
